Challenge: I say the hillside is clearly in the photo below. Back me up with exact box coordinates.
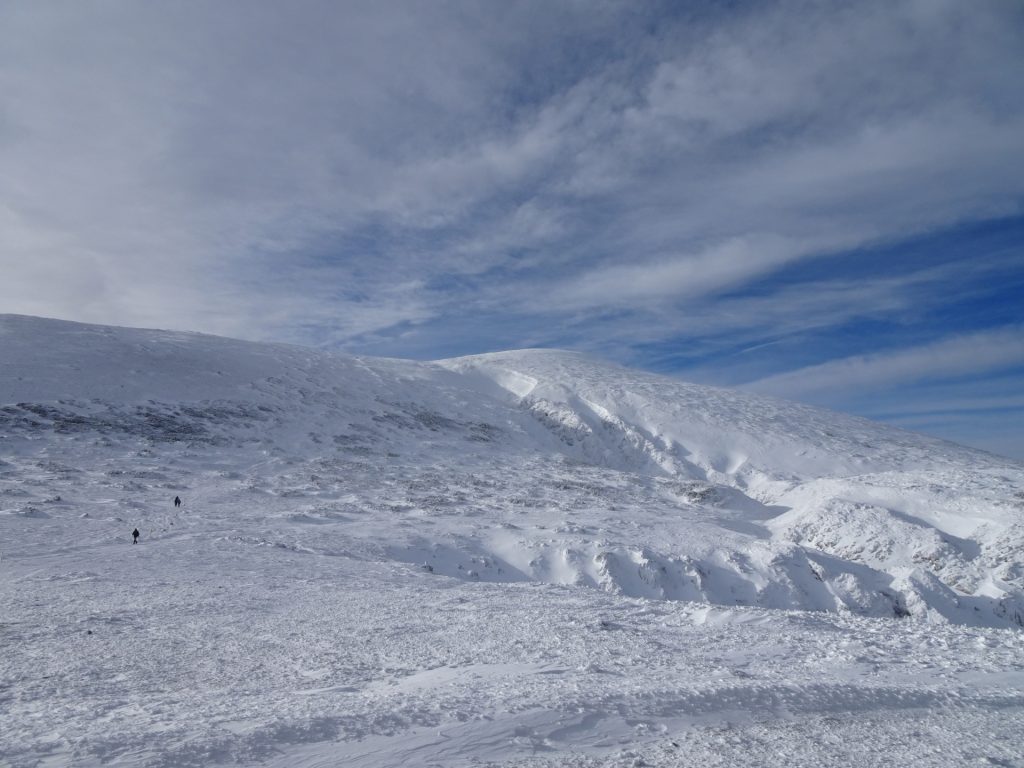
[3,314,1021,624]
[2,314,1023,767]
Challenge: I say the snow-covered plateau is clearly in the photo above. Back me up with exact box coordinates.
[2,313,1023,767]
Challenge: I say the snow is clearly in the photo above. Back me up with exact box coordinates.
[1,314,1023,766]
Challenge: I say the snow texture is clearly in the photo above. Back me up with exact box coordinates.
[1,314,1023,767]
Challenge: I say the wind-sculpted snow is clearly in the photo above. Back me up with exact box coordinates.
[2,315,1024,766]
[442,350,1024,625]
[441,349,1004,479]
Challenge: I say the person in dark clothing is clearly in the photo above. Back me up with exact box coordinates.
[173,496,181,508]
[132,528,140,544]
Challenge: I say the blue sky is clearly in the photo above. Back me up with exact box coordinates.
[1,1,1023,458]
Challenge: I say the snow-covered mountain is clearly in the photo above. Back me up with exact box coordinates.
[2,313,1022,626]
[3,314,1024,767]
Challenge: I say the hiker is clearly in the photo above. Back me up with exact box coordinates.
[174,496,181,508]
[132,528,140,544]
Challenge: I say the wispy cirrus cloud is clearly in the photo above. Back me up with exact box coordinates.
[744,327,1024,400]
[2,0,1022,339]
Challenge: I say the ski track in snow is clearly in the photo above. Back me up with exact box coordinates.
[1,314,1023,767]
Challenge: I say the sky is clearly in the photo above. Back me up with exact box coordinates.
[1,0,1023,458]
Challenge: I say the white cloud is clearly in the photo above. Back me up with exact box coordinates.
[744,327,1024,400]
[545,234,824,310]
[0,0,1021,349]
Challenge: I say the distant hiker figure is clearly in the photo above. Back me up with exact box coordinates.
[132,528,140,544]
[173,496,181,508]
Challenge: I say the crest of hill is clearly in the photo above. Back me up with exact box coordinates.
[1,314,1014,484]
[0,313,377,404]
[438,348,1013,482]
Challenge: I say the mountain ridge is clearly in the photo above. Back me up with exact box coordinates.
[1,313,1022,627]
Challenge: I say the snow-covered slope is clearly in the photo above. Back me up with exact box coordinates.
[3,314,1024,767]
[2,314,1022,626]
[442,350,1024,625]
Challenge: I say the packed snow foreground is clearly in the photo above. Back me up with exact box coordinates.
[2,314,1023,767]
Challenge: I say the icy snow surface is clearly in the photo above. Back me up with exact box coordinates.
[2,314,1023,767]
